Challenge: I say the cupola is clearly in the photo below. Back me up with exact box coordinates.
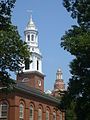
[52,68,65,97]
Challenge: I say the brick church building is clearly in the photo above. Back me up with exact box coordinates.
[0,15,65,120]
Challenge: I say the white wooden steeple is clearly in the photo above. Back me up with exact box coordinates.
[23,15,42,73]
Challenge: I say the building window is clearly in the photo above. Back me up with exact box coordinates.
[29,105,34,120]
[25,59,30,70]
[31,34,34,41]
[0,102,8,120]
[32,47,34,51]
[53,112,56,120]
[37,60,39,70]
[27,35,30,41]
[38,108,42,120]
[19,103,24,120]
[60,112,62,120]
[46,110,49,120]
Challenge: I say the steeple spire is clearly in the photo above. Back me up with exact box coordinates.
[27,9,33,21]
[26,10,37,31]
[52,68,65,97]
[24,14,42,74]
[29,10,33,25]
[30,11,32,22]
[17,15,44,92]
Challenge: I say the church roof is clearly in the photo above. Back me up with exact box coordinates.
[15,83,60,106]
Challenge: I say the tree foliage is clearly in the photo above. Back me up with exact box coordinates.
[0,0,30,90]
[60,0,90,120]
[63,0,90,28]
[0,0,16,30]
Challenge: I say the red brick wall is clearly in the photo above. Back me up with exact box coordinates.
[17,72,44,92]
[0,92,65,120]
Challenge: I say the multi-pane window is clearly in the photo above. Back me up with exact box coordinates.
[60,112,62,120]
[29,105,34,120]
[19,104,24,120]
[38,108,42,120]
[53,112,56,120]
[46,110,49,120]
[0,102,8,120]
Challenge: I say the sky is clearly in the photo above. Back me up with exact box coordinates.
[12,0,77,91]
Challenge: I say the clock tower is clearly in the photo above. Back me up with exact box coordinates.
[17,15,44,92]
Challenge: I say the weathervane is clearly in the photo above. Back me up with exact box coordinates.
[27,9,32,19]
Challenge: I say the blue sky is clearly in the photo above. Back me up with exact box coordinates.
[12,0,77,91]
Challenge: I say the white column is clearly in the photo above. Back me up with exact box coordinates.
[39,60,42,73]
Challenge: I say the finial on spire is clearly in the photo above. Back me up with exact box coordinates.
[56,68,62,80]
[26,10,37,31]
[27,9,32,20]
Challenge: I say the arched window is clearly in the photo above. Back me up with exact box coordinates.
[29,105,34,120]
[53,112,56,120]
[46,110,49,120]
[0,101,8,120]
[31,34,34,41]
[19,103,24,120]
[60,112,62,120]
[38,108,42,120]
[37,60,39,70]
[25,59,30,70]
[27,35,30,41]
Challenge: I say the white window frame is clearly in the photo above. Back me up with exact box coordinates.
[31,34,34,41]
[38,108,42,120]
[60,112,62,120]
[0,102,8,120]
[37,60,39,70]
[46,110,49,120]
[27,35,30,41]
[30,105,34,120]
[19,103,24,120]
[53,112,56,120]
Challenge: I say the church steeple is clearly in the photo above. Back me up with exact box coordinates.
[23,15,42,73]
[17,15,44,92]
[54,68,65,91]
[56,68,62,80]
[52,68,65,97]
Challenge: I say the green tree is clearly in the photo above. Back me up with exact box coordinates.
[63,0,90,28]
[66,101,76,120]
[0,0,16,30]
[0,0,30,90]
[60,0,90,120]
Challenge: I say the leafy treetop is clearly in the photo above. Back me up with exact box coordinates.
[0,0,30,91]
